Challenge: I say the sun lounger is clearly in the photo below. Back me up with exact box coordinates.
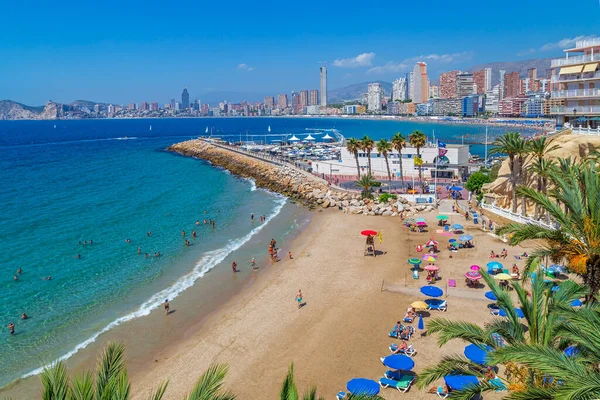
[389,343,416,357]
[380,373,415,392]
[489,377,507,392]
[336,391,347,399]
[425,299,447,312]
[436,386,449,398]
[403,316,414,323]
[389,325,414,339]
[488,304,501,315]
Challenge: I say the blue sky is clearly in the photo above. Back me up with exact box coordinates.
[1,0,599,105]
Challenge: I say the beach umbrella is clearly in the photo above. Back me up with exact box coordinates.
[418,313,424,330]
[448,186,463,191]
[411,300,428,309]
[416,217,426,222]
[487,261,503,270]
[416,221,427,226]
[381,354,415,371]
[494,273,512,281]
[459,234,473,241]
[426,239,438,247]
[465,271,482,280]
[346,378,380,396]
[564,346,579,357]
[464,344,492,365]
[444,375,479,391]
[322,133,333,140]
[289,135,300,141]
[420,286,443,297]
[422,255,437,262]
[571,299,583,307]
[452,224,463,230]
[499,308,525,318]
[408,258,421,265]
[470,264,480,271]
[450,242,460,248]
[548,264,566,274]
[424,265,440,271]
[436,215,448,220]
[305,134,315,141]
[448,238,457,243]
[552,285,560,292]
[360,230,377,236]
[485,291,497,301]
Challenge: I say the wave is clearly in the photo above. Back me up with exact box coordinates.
[242,177,257,191]
[21,194,287,380]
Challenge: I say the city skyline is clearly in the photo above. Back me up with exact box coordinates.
[1,1,599,105]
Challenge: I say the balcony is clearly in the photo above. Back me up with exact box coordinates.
[551,71,600,83]
[572,38,600,50]
[550,106,600,115]
[551,88,600,99]
[551,54,600,68]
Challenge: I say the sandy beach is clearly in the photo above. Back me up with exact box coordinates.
[122,203,531,399]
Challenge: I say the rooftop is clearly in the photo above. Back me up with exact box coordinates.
[564,38,600,53]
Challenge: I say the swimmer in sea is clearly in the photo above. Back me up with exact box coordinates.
[185,240,190,246]
[192,230,197,239]
[138,247,141,255]
[145,253,149,258]
[41,276,52,280]
[21,313,27,320]
[196,220,200,226]
[13,275,18,281]
[251,213,254,221]
[17,268,22,275]
[90,240,93,245]
[7,322,15,334]
[181,230,185,237]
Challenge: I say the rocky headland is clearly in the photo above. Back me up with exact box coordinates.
[168,140,436,217]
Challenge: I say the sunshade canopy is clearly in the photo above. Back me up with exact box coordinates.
[346,378,380,395]
[444,375,479,391]
[464,344,492,365]
[485,291,497,301]
[420,286,443,297]
[381,354,415,371]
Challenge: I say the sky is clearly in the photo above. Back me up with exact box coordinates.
[1,0,599,105]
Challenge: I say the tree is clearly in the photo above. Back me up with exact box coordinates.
[360,135,375,176]
[391,133,406,184]
[465,171,491,196]
[489,132,523,213]
[408,131,426,183]
[500,158,600,301]
[40,342,234,400]
[355,174,377,199]
[345,138,362,178]
[376,139,393,185]
[526,137,560,220]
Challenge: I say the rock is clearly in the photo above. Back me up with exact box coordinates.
[341,200,349,207]
[322,199,330,208]
[391,212,398,217]
[382,210,393,216]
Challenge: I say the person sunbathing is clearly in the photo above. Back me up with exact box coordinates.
[400,326,412,339]
[489,250,496,258]
[512,265,520,278]
[392,340,409,354]
[406,307,416,319]
[501,248,508,259]
[484,367,496,381]
[393,321,403,337]
[428,384,449,396]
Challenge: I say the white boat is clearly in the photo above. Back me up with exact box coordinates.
[149,125,152,131]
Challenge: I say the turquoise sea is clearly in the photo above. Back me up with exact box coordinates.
[0,117,539,386]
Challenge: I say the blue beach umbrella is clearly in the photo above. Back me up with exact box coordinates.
[418,313,424,330]
[346,378,380,396]
[487,261,503,270]
[549,264,566,274]
[464,344,492,365]
[448,238,457,243]
[381,354,415,371]
[564,346,580,357]
[571,299,583,307]
[444,375,479,391]
[459,234,473,241]
[449,186,463,191]
[485,291,497,301]
[452,224,463,230]
[499,308,525,318]
[420,286,443,298]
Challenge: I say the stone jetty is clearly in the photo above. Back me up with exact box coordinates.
[168,140,435,217]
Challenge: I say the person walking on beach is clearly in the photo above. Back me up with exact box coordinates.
[251,258,256,270]
[296,290,303,309]
[163,299,170,315]
[232,261,238,273]
[288,251,293,259]
[7,322,15,335]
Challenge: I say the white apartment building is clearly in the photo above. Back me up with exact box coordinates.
[312,143,470,180]
[367,83,383,112]
[392,77,408,101]
[485,85,501,113]
[485,68,492,91]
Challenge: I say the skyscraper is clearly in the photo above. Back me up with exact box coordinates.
[309,90,319,106]
[499,70,506,89]
[264,96,275,109]
[299,90,309,107]
[320,66,327,106]
[456,73,475,98]
[440,70,459,99]
[367,83,383,111]
[181,88,190,109]
[412,62,428,104]
[277,94,288,109]
[503,72,520,98]
[392,77,408,101]
[485,68,492,91]
[473,69,487,95]
[408,72,415,100]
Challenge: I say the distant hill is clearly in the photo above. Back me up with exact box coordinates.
[328,81,392,104]
[0,100,44,120]
[70,100,108,108]
[466,57,553,86]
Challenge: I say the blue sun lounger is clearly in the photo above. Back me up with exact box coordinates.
[379,373,415,393]
[425,298,447,312]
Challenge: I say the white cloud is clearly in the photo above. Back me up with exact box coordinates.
[333,52,375,68]
[367,52,472,74]
[237,63,254,71]
[540,35,595,51]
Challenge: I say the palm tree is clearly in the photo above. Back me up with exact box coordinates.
[500,158,600,300]
[489,132,523,213]
[355,174,377,199]
[376,139,393,185]
[360,135,375,176]
[417,270,588,398]
[408,131,426,183]
[40,342,234,400]
[527,137,559,220]
[345,138,362,178]
[391,133,406,184]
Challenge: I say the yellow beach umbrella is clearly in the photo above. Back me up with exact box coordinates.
[411,301,428,309]
[494,273,512,281]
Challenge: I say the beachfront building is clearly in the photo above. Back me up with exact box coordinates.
[549,37,600,126]
[309,90,319,106]
[343,105,359,114]
[429,98,462,116]
[524,94,546,117]
[440,70,459,98]
[312,142,470,180]
[456,73,475,98]
[416,103,432,116]
[429,85,440,99]
[499,96,527,117]
[392,77,408,101]
[320,66,328,106]
[367,83,384,112]
[388,101,416,116]
[485,85,501,114]
[412,62,429,103]
[462,95,479,117]
[473,69,488,95]
[504,72,521,98]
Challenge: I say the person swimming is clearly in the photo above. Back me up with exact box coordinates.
[21,313,27,320]
[7,322,15,334]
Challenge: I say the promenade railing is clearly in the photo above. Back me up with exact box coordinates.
[481,202,556,230]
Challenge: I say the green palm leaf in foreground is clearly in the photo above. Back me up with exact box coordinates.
[184,363,235,400]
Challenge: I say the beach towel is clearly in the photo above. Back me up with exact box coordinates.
[436,229,443,234]
[448,279,456,287]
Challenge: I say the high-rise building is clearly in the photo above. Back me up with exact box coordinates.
[392,77,408,101]
[175,102,181,111]
[412,62,428,104]
[170,99,175,109]
[473,69,488,95]
[456,73,475,98]
[504,71,521,98]
[367,83,383,111]
[440,71,459,99]
[429,85,440,99]
[264,96,275,109]
[151,102,159,111]
[181,88,190,109]
[108,104,115,116]
[141,102,149,111]
[320,66,327,106]
[485,68,492,91]
[309,89,319,106]
[527,68,537,85]
[277,94,288,109]
[499,70,506,89]
[485,85,501,113]
[408,71,414,100]
[299,90,309,107]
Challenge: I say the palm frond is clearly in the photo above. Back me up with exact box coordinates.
[425,318,488,346]
[415,355,485,389]
[280,363,298,400]
[145,381,169,400]
[184,363,235,400]
[95,342,126,399]
[69,371,94,400]
[40,361,70,400]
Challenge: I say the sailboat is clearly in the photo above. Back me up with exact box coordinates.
[53,124,56,129]
[149,125,152,131]
[268,125,271,133]
[205,126,209,134]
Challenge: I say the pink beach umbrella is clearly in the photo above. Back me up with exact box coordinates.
[424,265,440,271]
[416,221,427,226]
[465,271,482,280]
[426,239,439,247]
[470,265,481,271]
[422,255,437,262]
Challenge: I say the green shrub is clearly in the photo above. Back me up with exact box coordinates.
[378,193,398,203]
